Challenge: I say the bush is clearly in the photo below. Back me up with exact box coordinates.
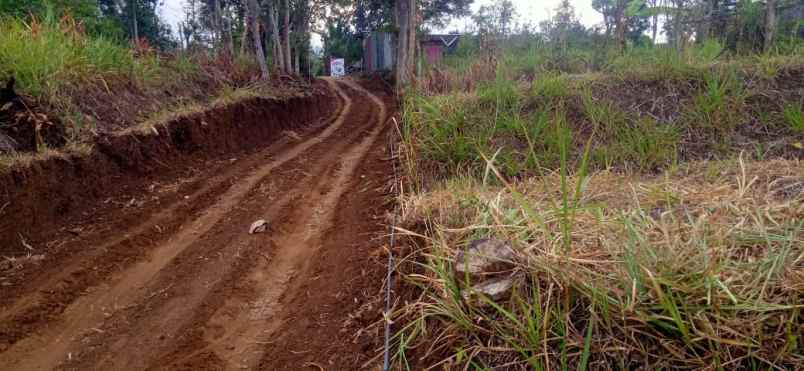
[0,14,135,98]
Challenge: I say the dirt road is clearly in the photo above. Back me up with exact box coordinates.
[0,78,393,370]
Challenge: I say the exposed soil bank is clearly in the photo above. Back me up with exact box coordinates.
[0,80,337,256]
[0,77,395,371]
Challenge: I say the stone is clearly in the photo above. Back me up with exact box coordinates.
[461,273,522,302]
[767,176,804,201]
[249,219,269,234]
[454,238,516,275]
[0,133,17,153]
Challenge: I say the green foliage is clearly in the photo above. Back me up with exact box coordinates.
[477,77,522,113]
[472,0,517,36]
[0,13,135,98]
[0,0,128,40]
[405,94,477,170]
[727,0,765,53]
[687,68,746,136]
[322,18,362,64]
[0,0,97,20]
[450,34,481,59]
[532,73,569,101]
[784,104,804,134]
[593,118,679,170]
[398,2,804,369]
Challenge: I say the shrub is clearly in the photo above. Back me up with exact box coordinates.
[0,14,135,98]
[784,103,804,134]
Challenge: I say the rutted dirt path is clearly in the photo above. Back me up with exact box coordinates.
[0,78,393,370]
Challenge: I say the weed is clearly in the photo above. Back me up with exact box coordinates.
[477,77,523,115]
[0,14,135,99]
[685,67,747,139]
[532,73,569,101]
[784,103,804,134]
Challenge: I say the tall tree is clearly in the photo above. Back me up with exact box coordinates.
[266,0,286,72]
[392,0,473,87]
[246,0,269,77]
[764,0,776,51]
[395,0,416,87]
[554,0,576,51]
[130,0,139,40]
[290,0,312,75]
[100,0,176,48]
[282,0,292,72]
[472,0,517,37]
[354,0,392,32]
[592,0,629,52]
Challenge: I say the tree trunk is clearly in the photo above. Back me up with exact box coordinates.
[247,0,269,78]
[266,0,285,72]
[294,48,300,75]
[291,0,310,76]
[130,0,138,41]
[214,0,225,52]
[395,0,416,89]
[764,0,776,52]
[240,17,249,56]
[651,0,658,44]
[674,0,684,52]
[227,11,235,55]
[616,11,626,53]
[282,0,293,74]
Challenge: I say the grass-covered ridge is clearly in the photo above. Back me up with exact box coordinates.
[392,40,804,370]
[406,52,803,184]
[0,13,144,98]
[0,11,269,159]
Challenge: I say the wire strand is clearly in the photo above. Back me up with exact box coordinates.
[382,117,400,371]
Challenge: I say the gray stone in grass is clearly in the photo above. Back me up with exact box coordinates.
[767,176,804,201]
[249,219,269,234]
[0,133,17,153]
[462,274,522,302]
[454,238,516,275]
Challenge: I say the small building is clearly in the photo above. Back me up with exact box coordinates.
[420,34,461,66]
[363,32,395,73]
[362,32,462,72]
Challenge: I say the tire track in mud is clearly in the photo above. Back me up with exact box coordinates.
[156,78,390,370]
[0,86,346,343]
[253,78,394,370]
[0,79,391,370]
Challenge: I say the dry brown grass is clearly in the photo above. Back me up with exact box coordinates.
[392,157,803,369]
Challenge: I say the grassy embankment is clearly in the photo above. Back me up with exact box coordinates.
[0,13,281,165]
[392,41,804,369]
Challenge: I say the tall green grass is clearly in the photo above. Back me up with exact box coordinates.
[0,13,141,99]
[785,103,804,134]
[397,33,804,371]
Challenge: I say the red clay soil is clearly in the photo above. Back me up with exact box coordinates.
[0,77,396,370]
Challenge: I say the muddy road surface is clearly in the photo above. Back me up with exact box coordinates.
[0,78,394,370]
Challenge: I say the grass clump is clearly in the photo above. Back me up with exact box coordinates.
[393,158,804,369]
[591,117,680,170]
[0,11,275,162]
[0,14,141,98]
[685,68,747,137]
[398,30,803,371]
[784,104,804,134]
[531,73,570,101]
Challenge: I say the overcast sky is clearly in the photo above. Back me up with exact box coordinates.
[159,0,605,43]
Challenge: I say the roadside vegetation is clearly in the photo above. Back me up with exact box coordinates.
[392,0,803,369]
[0,0,324,164]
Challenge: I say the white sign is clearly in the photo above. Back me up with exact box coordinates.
[330,58,345,77]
